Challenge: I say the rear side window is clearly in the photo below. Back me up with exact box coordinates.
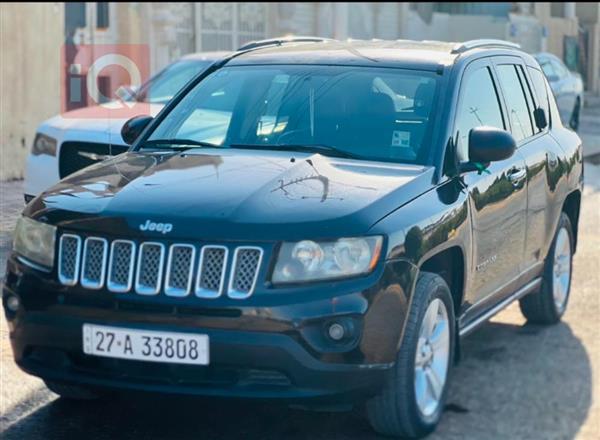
[455,67,504,162]
[527,67,551,129]
[496,64,534,142]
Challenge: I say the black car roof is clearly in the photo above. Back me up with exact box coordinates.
[228,40,459,71]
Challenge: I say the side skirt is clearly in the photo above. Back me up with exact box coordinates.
[458,278,542,338]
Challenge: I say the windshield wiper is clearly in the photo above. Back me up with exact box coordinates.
[230,143,362,159]
[142,139,220,150]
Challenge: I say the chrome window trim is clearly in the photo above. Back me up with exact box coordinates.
[107,240,136,293]
[58,234,82,286]
[80,237,108,290]
[227,246,263,300]
[135,242,165,296]
[195,245,228,299]
[164,243,196,297]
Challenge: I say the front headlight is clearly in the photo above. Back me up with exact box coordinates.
[272,236,383,284]
[31,133,57,156]
[13,217,56,269]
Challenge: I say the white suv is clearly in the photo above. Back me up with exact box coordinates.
[24,52,226,201]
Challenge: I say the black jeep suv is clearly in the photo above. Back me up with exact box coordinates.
[4,38,582,438]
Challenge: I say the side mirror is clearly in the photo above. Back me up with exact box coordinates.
[533,107,548,130]
[460,126,516,173]
[121,115,153,145]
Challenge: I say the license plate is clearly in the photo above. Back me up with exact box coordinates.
[82,324,209,365]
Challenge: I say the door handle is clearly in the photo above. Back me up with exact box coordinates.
[507,167,527,184]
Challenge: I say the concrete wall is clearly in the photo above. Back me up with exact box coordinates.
[0,3,64,181]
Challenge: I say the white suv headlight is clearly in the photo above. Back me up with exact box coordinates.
[272,236,383,284]
[13,217,56,269]
[31,133,57,156]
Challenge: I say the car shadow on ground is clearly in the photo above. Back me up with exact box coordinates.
[1,319,592,440]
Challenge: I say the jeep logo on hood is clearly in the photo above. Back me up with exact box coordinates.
[139,220,173,234]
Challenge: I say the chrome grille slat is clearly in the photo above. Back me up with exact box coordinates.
[228,247,263,299]
[58,234,82,286]
[81,237,108,289]
[135,242,165,295]
[196,246,228,298]
[107,240,136,292]
[165,244,195,297]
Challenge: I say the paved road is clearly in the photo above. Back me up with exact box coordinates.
[1,165,599,439]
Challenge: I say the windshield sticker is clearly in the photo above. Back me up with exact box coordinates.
[392,131,411,148]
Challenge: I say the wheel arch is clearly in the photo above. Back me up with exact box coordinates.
[418,245,466,318]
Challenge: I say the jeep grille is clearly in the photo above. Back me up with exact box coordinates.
[57,234,263,299]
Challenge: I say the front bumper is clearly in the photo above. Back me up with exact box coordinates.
[3,255,417,402]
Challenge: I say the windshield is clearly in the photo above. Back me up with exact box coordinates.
[136,60,212,104]
[146,65,439,163]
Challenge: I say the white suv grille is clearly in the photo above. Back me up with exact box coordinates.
[57,234,263,299]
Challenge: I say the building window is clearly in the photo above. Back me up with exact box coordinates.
[97,3,109,29]
[550,3,565,18]
[199,3,266,51]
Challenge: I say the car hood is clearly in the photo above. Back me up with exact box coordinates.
[38,102,164,145]
[26,149,434,241]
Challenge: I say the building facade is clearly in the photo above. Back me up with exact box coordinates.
[1,2,597,180]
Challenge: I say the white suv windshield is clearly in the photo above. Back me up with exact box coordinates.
[136,60,211,104]
[147,65,439,164]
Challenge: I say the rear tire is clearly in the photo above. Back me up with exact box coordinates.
[44,380,101,401]
[519,213,573,324]
[366,272,455,438]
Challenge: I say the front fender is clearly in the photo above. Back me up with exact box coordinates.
[361,259,418,363]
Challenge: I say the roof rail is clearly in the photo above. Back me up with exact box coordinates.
[451,39,521,54]
[238,36,334,51]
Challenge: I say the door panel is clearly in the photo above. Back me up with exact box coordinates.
[452,59,528,307]
[464,152,528,304]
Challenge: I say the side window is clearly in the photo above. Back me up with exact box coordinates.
[527,67,551,130]
[540,60,557,79]
[516,65,537,132]
[496,64,534,142]
[455,67,505,162]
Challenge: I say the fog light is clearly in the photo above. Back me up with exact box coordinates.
[6,295,20,312]
[328,323,345,341]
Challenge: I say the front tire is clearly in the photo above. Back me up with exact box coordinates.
[366,272,455,438]
[519,213,573,324]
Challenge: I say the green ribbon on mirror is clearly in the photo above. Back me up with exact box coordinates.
[474,162,491,175]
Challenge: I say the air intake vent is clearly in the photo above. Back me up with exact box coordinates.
[165,244,195,297]
[135,242,165,295]
[81,237,108,289]
[58,234,81,286]
[107,240,135,292]
[228,247,262,299]
[196,246,228,298]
